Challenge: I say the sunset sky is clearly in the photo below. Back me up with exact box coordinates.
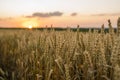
[0,0,120,28]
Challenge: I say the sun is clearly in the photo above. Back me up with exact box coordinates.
[28,25,32,29]
[22,20,39,28]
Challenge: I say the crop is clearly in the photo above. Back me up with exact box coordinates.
[0,18,120,80]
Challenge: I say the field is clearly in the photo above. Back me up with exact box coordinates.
[0,20,120,80]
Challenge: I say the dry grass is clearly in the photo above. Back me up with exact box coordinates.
[0,18,120,80]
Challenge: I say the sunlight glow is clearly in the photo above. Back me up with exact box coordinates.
[22,20,39,28]
[28,25,32,29]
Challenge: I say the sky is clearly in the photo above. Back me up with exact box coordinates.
[0,0,120,28]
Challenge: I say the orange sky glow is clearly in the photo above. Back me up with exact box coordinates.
[0,0,120,28]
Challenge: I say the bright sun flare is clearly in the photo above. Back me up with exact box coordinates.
[22,20,39,29]
[28,25,32,29]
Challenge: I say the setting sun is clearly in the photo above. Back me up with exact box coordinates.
[28,25,32,29]
[22,20,39,28]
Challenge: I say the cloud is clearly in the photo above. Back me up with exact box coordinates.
[91,13,120,16]
[26,11,63,18]
[0,17,13,21]
[0,18,3,21]
[25,16,33,18]
[71,13,77,16]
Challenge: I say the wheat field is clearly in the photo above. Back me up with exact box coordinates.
[0,18,120,80]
